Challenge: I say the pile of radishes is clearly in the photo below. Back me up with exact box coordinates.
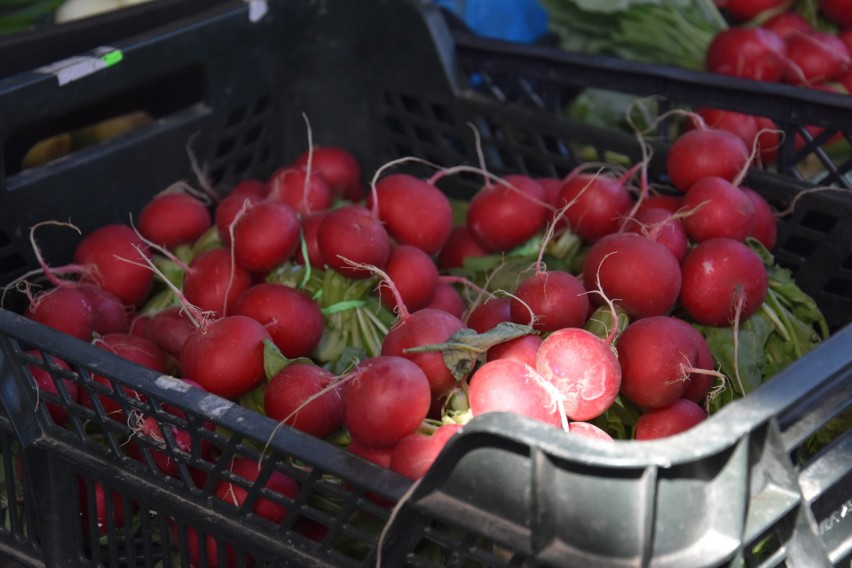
[709,0,851,90]
[11,110,829,558]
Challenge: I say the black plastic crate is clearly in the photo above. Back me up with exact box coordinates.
[0,1,849,567]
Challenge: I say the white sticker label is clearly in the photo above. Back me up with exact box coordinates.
[37,47,123,86]
[247,0,268,22]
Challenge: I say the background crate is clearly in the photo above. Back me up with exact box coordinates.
[0,1,849,567]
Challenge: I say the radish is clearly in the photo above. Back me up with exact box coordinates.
[567,421,613,441]
[665,123,750,193]
[231,200,301,273]
[137,189,212,250]
[25,285,95,341]
[419,281,466,319]
[486,333,543,367]
[79,479,135,537]
[179,315,271,399]
[264,364,343,439]
[634,399,707,440]
[78,283,131,335]
[376,244,439,313]
[465,174,550,252]
[536,325,622,422]
[742,187,778,250]
[316,204,391,279]
[341,355,432,448]
[214,191,263,246]
[347,437,394,469]
[74,224,154,307]
[181,247,252,317]
[680,324,717,404]
[230,177,268,199]
[137,306,196,360]
[371,173,454,255]
[27,352,78,425]
[622,207,689,264]
[680,176,756,243]
[536,177,563,207]
[468,358,563,427]
[820,0,852,27]
[761,11,814,40]
[616,316,703,409]
[293,211,329,269]
[437,225,489,270]
[717,0,788,23]
[465,297,512,333]
[581,232,682,319]
[688,107,759,149]
[784,30,851,85]
[679,237,768,326]
[706,27,790,82]
[214,458,299,524]
[636,194,683,214]
[267,167,333,215]
[292,145,363,201]
[510,269,590,332]
[389,423,462,480]
[232,283,324,359]
[555,170,634,242]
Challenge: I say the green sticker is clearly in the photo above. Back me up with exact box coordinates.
[101,50,124,67]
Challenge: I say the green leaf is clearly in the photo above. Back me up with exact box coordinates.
[263,339,312,380]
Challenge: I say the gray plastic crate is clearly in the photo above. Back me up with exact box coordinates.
[0,1,849,566]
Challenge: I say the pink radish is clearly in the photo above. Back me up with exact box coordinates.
[468,358,562,427]
[635,399,707,440]
[486,333,543,367]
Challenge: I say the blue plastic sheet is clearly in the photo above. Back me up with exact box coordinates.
[433,0,549,44]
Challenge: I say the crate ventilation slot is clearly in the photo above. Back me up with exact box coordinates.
[206,95,273,188]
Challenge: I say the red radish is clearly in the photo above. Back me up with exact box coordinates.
[376,245,439,313]
[465,174,550,252]
[536,177,563,207]
[536,325,622,422]
[741,187,778,250]
[232,283,324,359]
[784,31,851,85]
[555,171,634,242]
[267,167,333,215]
[214,458,299,523]
[486,333,543,367]
[232,200,301,273]
[25,286,95,341]
[27,352,78,424]
[264,364,343,439]
[342,356,432,448]
[567,421,613,441]
[706,27,790,82]
[347,437,394,469]
[636,194,683,214]
[79,283,130,335]
[616,316,701,409]
[582,232,682,319]
[371,173,454,255]
[762,11,814,39]
[179,315,271,399]
[679,238,769,326]
[689,107,759,149]
[681,176,756,243]
[680,324,717,404]
[419,281,465,319]
[510,269,590,332]
[468,358,562,427]
[317,204,391,279]
[622,207,689,264]
[465,297,512,333]
[666,125,750,193]
[754,116,782,164]
[293,211,328,269]
[381,307,468,398]
[635,399,707,440]
[79,479,135,536]
[292,146,363,200]
[820,0,852,27]
[214,192,263,245]
[74,224,154,307]
[137,191,212,249]
[437,225,489,270]
[139,306,196,360]
[81,333,167,420]
[182,248,252,317]
[718,0,788,22]
[389,423,462,480]
[230,178,268,198]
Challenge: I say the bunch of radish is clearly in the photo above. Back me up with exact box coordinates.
[10,110,830,562]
